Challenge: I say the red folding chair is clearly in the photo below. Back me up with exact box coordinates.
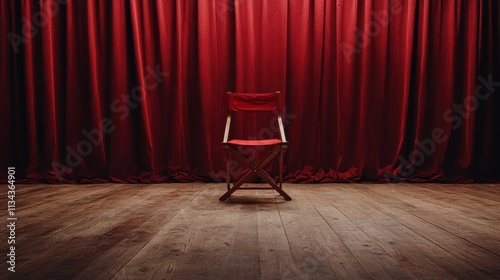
[219,91,292,201]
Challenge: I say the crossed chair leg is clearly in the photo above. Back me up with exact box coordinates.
[219,144,292,201]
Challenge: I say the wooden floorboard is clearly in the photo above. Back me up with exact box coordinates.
[1,183,499,279]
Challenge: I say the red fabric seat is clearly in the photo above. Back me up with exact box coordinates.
[227,139,282,146]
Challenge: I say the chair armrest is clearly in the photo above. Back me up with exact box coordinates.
[222,115,231,143]
[277,115,287,143]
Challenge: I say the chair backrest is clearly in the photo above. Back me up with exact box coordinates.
[227,91,280,113]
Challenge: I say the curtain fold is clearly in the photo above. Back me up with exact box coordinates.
[1,0,499,183]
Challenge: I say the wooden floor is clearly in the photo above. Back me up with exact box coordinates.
[1,183,500,279]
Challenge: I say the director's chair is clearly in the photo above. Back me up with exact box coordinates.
[219,91,292,201]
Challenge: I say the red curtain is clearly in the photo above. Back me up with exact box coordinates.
[1,0,499,183]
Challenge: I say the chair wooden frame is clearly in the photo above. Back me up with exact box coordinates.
[219,91,292,201]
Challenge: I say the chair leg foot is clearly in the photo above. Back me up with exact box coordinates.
[277,189,292,201]
[219,193,231,201]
